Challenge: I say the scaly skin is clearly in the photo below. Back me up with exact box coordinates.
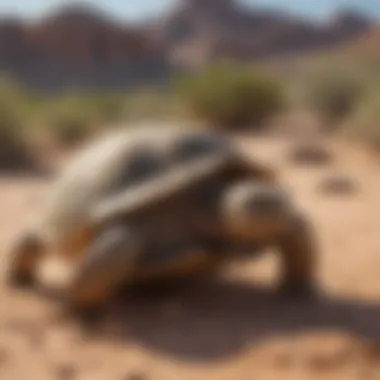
[6,125,319,314]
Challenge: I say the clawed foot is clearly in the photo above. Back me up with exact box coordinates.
[278,279,321,301]
[62,303,105,328]
[6,271,35,289]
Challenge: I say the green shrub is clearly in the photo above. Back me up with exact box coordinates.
[124,89,184,121]
[0,90,37,171]
[173,63,287,130]
[306,68,365,128]
[343,91,380,150]
[43,96,98,147]
[81,92,127,123]
[0,75,48,110]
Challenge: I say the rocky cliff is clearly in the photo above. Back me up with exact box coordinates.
[0,1,374,90]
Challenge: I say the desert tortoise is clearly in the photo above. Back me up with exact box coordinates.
[6,124,319,314]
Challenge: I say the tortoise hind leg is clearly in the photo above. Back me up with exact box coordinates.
[6,230,45,288]
[65,225,142,316]
[276,213,319,299]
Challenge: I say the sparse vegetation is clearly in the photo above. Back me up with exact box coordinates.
[304,67,366,130]
[173,63,287,130]
[41,95,99,148]
[0,76,186,160]
[2,52,380,167]
[0,82,38,171]
[124,89,185,121]
[80,91,127,124]
[343,91,380,150]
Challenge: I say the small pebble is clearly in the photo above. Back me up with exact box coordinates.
[0,347,10,367]
[123,373,147,380]
[318,174,358,196]
[54,362,78,380]
[289,143,333,166]
[272,352,293,369]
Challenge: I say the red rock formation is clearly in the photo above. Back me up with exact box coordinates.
[0,1,374,90]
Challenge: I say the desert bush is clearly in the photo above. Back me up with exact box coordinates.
[343,91,380,150]
[306,68,365,128]
[124,89,185,121]
[42,95,99,148]
[0,76,27,100]
[173,63,287,130]
[81,91,127,123]
[0,76,40,117]
[0,88,37,171]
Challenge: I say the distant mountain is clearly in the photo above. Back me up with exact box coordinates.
[343,23,380,56]
[0,0,375,90]
[0,4,174,91]
[149,0,374,66]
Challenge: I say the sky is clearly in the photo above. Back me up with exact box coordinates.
[0,0,379,22]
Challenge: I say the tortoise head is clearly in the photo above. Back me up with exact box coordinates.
[219,180,293,242]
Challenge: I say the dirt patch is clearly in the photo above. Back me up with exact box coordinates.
[1,136,380,379]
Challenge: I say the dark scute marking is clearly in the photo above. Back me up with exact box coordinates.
[172,133,228,163]
[118,146,168,187]
[104,145,168,199]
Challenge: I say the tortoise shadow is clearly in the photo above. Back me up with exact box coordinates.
[0,164,56,180]
[87,276,380,362]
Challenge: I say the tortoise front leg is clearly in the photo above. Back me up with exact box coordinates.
[64,225,142,315]
[6,230,45,288]
[276,212,319,298]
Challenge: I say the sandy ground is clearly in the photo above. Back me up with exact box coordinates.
[1,135,380,379]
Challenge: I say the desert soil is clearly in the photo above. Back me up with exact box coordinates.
[1,135,380,380]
